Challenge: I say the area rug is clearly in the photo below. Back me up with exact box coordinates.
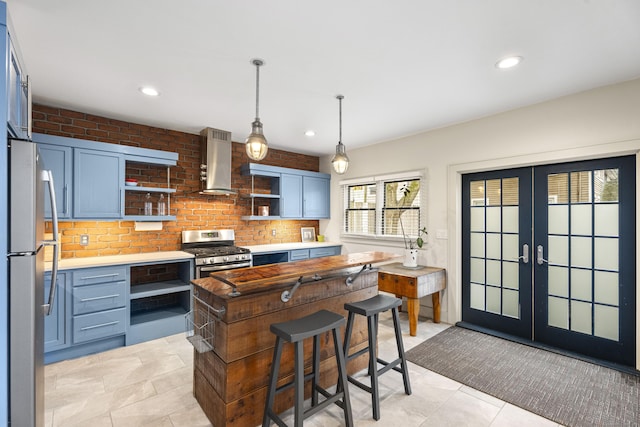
[405,326,639,427]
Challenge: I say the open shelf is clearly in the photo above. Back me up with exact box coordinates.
[130,304,188,325]
[243,193,280,199]
[241,215,281,221]
[125,186,176,193]
[130,280,190,299]
[126,215,176,221]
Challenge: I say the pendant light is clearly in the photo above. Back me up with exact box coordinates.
[331,94,349,174]
[245,58,268,161]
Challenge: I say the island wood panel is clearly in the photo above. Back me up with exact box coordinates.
[194,265,373,324]
[194,293,372,402]
[194,345,368,427]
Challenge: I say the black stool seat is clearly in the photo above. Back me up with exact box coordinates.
[263,309,353,427]
[344,294,402,317]
[343,294,411,420]
[270,309,345,343]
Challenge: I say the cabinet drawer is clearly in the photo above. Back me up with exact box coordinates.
[290,249,309,260]
[73,266,127,287]
[73,280,127,315]
[73,308,126,344]
[309,246,341,258]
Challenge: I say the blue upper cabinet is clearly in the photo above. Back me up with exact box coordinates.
[33,133,178,221]
[7,32,30,140]
[39,144,72,219]
[303,175,330,219]
[280,173,303,218]
[73,148,124,218]
[241,163,331,220]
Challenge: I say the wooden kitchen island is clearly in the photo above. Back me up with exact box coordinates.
[189,252,398,427]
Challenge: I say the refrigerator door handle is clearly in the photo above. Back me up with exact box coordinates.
[42,170,59,316]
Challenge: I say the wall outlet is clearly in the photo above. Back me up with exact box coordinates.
[80,234,89,246]
[271,229,276,236]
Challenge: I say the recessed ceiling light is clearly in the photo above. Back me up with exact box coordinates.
[495,56,523,69]
[304,130,315,137]
[139,86,160,96]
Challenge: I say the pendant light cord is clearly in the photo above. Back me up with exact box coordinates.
[255,62,260,121]
[338,94,343,144]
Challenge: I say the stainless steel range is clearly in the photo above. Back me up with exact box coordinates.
[181,229,252,279]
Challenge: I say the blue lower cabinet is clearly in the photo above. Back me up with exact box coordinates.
[309,246,341,258]
[44,271,70,353]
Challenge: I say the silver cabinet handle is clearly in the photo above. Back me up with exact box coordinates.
[80,321,119,331]
[537,245,549,265]
[79,273,120,280]
[80,294,120,302]
[43,169,59,316]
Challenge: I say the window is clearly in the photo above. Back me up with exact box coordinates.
[342,171,423,241]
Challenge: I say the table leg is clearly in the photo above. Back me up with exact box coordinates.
[407,297,420,336]
[432,291,441,323]
[395,294,402,312]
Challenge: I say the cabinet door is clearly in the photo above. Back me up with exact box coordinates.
[74,148,124,218]
[44,272,68,352]
[303,176,330,218]
[39,144,72,219]
[7,36,27,139]
[280,173,303,218]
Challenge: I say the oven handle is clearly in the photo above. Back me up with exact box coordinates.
[198,262,251,272]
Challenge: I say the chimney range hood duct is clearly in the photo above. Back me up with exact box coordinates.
[199,127,236,195]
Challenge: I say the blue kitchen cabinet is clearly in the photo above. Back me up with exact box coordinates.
[73,148,124,218]
[44,271,69,353]
[39,144,72,219]
[303,175,330,219]
[241,163,331,220]
[280,173,303,218]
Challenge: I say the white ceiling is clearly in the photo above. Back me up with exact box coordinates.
[7,0,640,156]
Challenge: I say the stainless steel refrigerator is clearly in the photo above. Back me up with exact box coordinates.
[7,138,59,427]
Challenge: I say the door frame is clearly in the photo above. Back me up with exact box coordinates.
[446,139,640,370]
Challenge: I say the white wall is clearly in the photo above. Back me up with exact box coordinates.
[320,77,640,369]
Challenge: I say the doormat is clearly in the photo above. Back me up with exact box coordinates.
[405,326,639,427]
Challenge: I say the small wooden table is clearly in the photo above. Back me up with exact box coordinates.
[377,263,446,336]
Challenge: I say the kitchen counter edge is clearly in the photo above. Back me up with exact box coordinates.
[243,241,341,253]
[45,251,195,271]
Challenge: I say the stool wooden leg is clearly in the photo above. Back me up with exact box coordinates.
[263,336,283,427]
[294,341,304,427]
[367,315,380,420]
[392,307,412,395]
[333,328,354,427]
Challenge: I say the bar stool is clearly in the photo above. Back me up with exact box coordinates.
[342,294,411,420]
[263,309,353,427]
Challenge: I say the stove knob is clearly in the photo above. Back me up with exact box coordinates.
[205,258,211,265]
[235,255,241,261]
[223,256,229,262]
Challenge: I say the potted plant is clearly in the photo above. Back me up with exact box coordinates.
[397,183,427,267]
[399,217,428,267]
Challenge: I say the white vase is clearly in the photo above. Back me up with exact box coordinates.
[403,249,418,268]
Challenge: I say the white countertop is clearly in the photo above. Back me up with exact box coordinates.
[46,251,194,271]
[243,241,341,253]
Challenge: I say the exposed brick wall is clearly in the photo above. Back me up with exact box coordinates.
[34,105,321,258]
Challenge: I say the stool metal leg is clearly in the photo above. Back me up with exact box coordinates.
[312,334,320,406]
[263,336,284,427]
[367,314,381,420]
[332,327,354,427]
[391,307,412,395]
[294,340,305,427]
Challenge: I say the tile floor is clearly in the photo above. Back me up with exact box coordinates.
[44,311,563,426]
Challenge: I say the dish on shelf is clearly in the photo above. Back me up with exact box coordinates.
[125,179,138,186]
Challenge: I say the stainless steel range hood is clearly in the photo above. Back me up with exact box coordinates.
[200,127,235,195]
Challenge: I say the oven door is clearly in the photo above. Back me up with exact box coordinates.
[196,262,251,279]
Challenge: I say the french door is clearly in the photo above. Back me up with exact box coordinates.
[462,156,636,367]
